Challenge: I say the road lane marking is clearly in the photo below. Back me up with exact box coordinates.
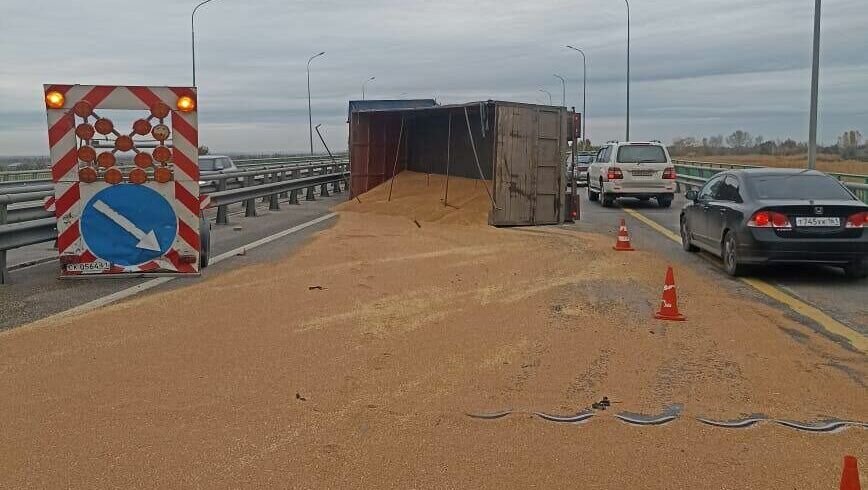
[622,208,867,353]
[38,213,338,323]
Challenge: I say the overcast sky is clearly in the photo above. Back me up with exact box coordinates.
[1,0,866,156]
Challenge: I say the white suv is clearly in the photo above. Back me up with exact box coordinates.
[587,141,677,208]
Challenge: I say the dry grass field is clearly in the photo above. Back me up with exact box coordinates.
[678,154,868,176]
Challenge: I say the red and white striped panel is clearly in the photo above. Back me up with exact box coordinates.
[44,84,200,276]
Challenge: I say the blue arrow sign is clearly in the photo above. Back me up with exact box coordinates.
[80,184,178,266]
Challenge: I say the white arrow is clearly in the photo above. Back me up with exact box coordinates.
[92,200,161,251]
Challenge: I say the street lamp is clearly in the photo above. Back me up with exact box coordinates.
[307,51,325,155]
[623,0,631,141]
[553,74,566,107]
[539,89,553,105]
[191,0,219,87]
[362,76,375,100]
[808,0,821,170]
[565,45,587,148]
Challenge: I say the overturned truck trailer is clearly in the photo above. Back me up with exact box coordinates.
[348,100,570,226]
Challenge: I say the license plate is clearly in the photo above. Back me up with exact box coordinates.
[795,217,840,227]
[66,259,111,273]
[630,170,655,177]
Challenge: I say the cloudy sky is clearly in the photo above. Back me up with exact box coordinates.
[1,0,866,156]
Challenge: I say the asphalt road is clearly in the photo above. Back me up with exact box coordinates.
[0,193,346,331]
[568,188,867,340]
[3,186,864,344]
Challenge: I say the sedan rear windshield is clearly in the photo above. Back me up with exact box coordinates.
[748,174,855,200]
[199,158,219,171]
[617,145,667,163]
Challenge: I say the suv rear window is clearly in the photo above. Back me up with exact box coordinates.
[617,145,667,163]
[748,174,855,200]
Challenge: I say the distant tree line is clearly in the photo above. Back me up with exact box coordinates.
[670,129,867,161]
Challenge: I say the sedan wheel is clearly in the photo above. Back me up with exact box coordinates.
[681,218,699,252]
[723,232,745,276]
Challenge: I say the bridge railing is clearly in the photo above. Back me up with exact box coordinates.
[673,160,868,204]
[0,159,349,284]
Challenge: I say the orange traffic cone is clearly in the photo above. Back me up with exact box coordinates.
[840,456,861,490]
[613,218,635,251]
[654,266,686,321]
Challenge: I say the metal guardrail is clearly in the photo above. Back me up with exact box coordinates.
[0,160,349,284]
[0,154,349,183]
[673,160,868,203]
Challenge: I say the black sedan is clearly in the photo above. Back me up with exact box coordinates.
[680,169,868,278]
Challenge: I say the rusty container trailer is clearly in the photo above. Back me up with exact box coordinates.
[348,100,568,226]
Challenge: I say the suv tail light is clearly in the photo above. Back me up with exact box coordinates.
[845,211,868,229]
[662,167,676,179]
[607,167,624,180]
[748,211,792,230]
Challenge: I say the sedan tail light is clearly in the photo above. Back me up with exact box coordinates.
[662,167,676,179]
[845,211,868,229]
[607,167,624,180]
[748,211,792,230]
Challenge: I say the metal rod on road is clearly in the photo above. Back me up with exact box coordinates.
[362,76,375,100]
[566,45,588,149]
[553,74,566,107]
[808,0,822,170]
[315,124,359,203]
[387,116,405,202]
[307,51,325,155]
[463,107,498,209]
[191,0,219,87]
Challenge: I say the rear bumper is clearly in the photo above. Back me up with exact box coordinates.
[737,228,868,265]
[603,181,676,196]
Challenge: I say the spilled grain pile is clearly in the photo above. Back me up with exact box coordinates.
[336,171,492,226]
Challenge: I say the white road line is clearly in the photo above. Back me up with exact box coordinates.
[42,213,337,322]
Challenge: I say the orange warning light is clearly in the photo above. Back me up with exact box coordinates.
[73,100,94,118]
[152,145,172,163]
[132,119,152,136]
[75,123,95,140]
[150,102,171,119]
[104,167,123,185]
[94,118,114,135]
[129,168,148,184]
[115,135,134,152]
[45,91,65,109]
[79,167,98,183]
[176,96,196,112]
[77,145,97,163]
[96,151,116,168]
[134,152,153,168]
[154,166,173,183]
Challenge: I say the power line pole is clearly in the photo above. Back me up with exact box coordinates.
[808,0,822,170]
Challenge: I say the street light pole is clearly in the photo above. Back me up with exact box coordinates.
[808,0,822,170]
[553,74,566,107]
[624,0,631,141]
[539,89,553,105]
[307,51,325,155]
[191,0,219,87]
[362,76,375,100]
[565,45,587,149]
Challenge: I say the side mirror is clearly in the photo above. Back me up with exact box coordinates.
[685,190,699,201]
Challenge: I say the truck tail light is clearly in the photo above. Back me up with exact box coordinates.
[179,254,197,264]
[663,167,676,179]
[607,167,624,180]
[845,211,868,229]
[59,255,79,265]
[749,211,792,230]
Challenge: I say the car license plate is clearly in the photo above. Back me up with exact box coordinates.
[66,259,111,273]
[630,170,655,177]
[795,217,840,227]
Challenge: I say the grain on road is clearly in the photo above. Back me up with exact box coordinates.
[1,172,864,488]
